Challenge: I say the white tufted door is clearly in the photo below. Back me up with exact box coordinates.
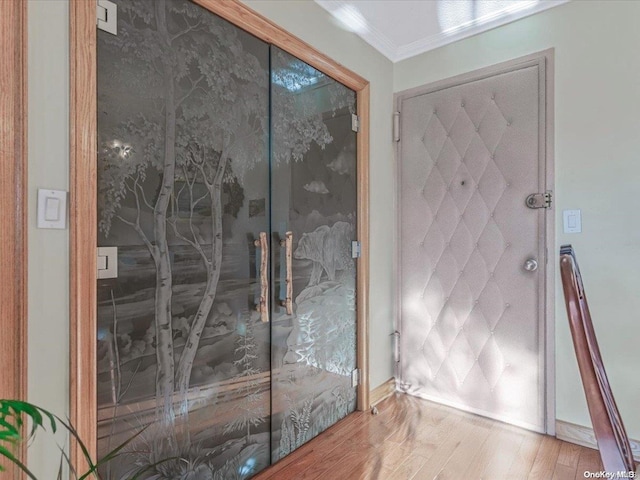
[397,61,548,432]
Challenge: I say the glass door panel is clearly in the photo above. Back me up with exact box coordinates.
[96,0,270,477]
[270,46,358,462]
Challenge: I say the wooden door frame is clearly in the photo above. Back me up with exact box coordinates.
[70,0,370,467]
[0,0,28,476]
[394,50,555,434]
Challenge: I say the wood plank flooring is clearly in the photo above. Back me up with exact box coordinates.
[254,393,603,480]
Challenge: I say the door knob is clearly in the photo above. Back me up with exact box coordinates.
[524,258,538,272]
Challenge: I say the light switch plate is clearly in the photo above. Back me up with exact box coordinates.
[37,189,67,229]
[563,209,582,233]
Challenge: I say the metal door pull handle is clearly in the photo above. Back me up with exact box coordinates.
[524,258,538,272]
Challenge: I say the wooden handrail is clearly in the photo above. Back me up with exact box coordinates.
[559,245,636,474]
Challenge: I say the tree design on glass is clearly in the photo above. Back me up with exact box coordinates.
[96,0,355,474]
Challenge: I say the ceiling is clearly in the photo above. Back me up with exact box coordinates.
[314,0,569,62]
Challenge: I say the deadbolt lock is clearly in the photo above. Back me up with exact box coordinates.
[526,192,552,209]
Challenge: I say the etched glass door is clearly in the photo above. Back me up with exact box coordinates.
[97,2,358,477]
[96,0,271,477]
[270,47,358,462]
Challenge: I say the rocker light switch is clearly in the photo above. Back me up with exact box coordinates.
[44,197,60,221]
[37,189,67,229]
[563,209,582,233]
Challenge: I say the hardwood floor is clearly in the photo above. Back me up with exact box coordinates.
[254,393,603,480]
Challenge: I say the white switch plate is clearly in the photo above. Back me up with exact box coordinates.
[37,189,67,229]
[563,209,582,233]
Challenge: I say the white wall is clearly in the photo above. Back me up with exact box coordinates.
[242,0,397,390]
[394,0,640,439]
[28,0,70,475]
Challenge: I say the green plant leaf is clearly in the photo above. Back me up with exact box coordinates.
[13,401,44,438]
[0,400,170,479]
[0,418,20,436]
[80,425,150,480]
[52,415,97,475]
[0,445,39,480]
[59,444,81,480]
[57,451,65,480]
[0,399,57,438]
[0,433,21,447]
[0,400,64,480]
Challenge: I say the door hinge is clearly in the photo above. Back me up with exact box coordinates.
[393,111,400,142]
[97,0,117,35]
[97,246,118,279]
[351,114,360,133]
[525,191,552,209]
[351,240,361,259]
[392,331,400,363]
[351,368,360,387]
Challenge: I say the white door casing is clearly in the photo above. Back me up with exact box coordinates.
[396,54,552,433]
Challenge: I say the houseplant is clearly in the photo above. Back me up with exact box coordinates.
[0,399,164,479]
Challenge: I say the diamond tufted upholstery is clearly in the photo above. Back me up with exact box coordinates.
[398,65,545,430]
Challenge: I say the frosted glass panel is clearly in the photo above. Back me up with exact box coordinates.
[96,0,270,477]
[270,46,358,462]
[96,2,358,477]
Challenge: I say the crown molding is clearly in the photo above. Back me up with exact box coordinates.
[394,0,570,62]
[315,0,398,61]
[315,0,570,63]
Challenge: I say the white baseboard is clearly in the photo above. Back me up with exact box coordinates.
[556,420,640,462]
[370,378,396,407]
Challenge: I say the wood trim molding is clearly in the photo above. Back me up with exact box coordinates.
[356,83,370,411]
[370,378,396,407]
[541,48,556,436]
[69,0,97,470]
[70,0,371,465]
[556,420,640,462]
[192,0,368,91]
[0,0,28,476]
